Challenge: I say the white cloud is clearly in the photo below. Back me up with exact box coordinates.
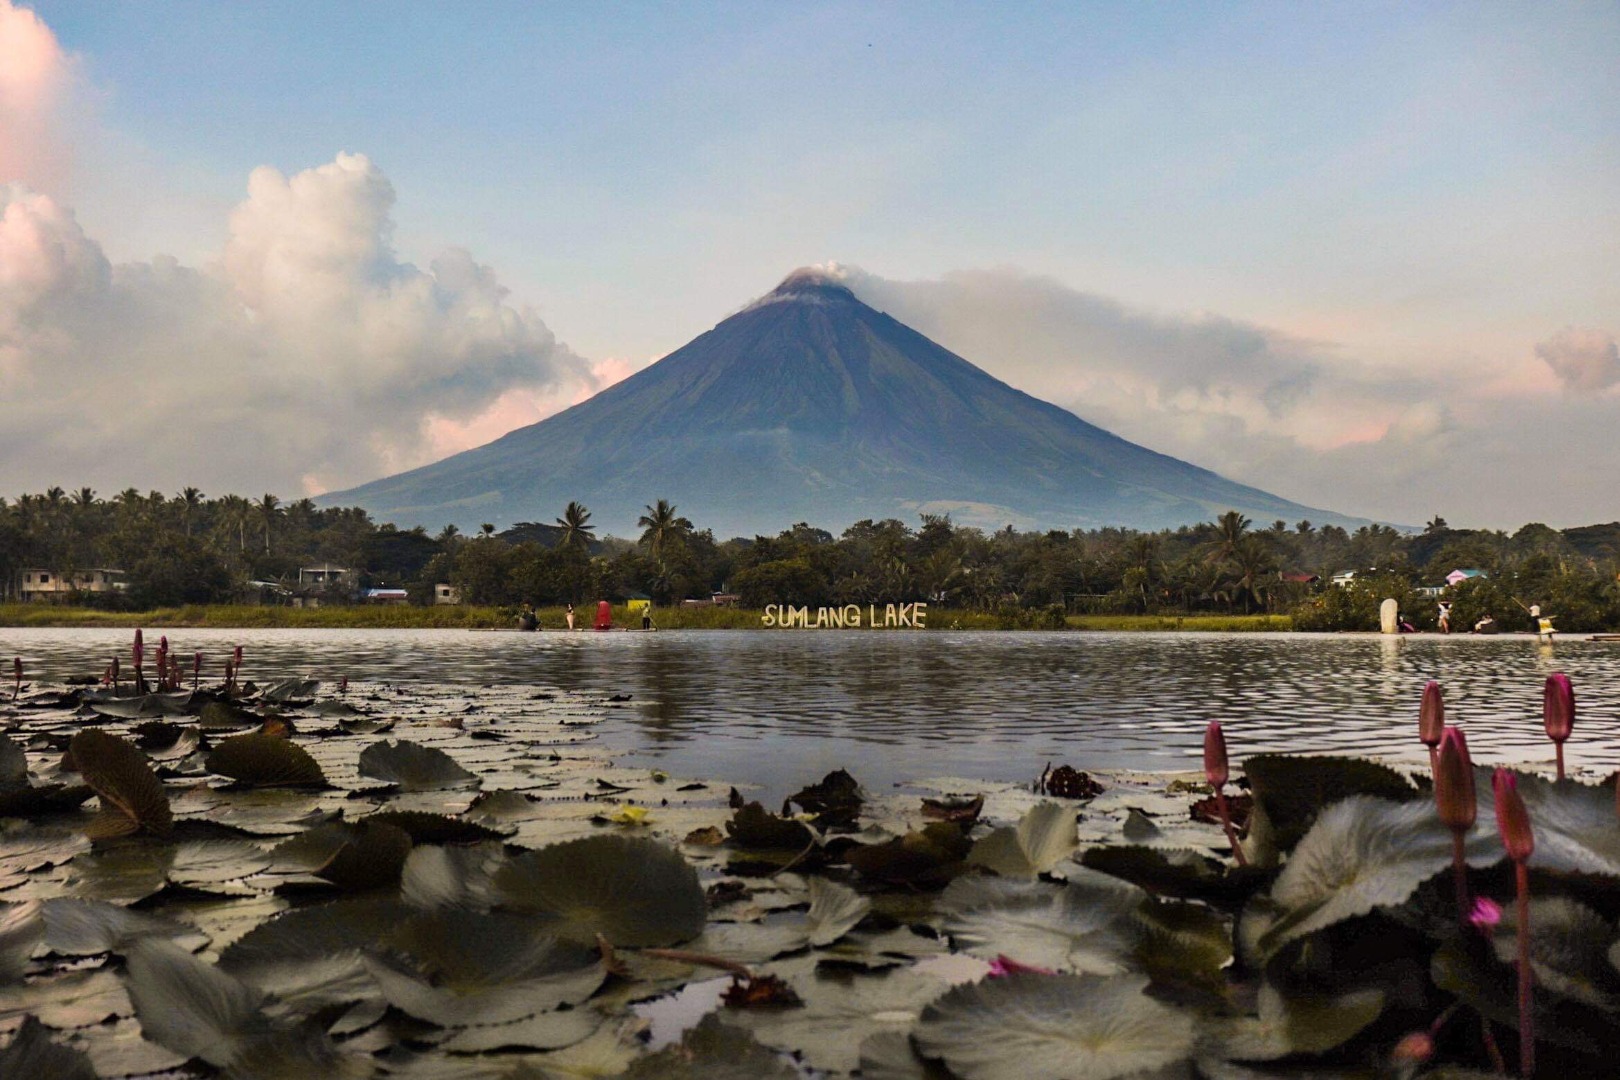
[0,154,590,497]
[0,0,72,191]
[1536,328,1620,393]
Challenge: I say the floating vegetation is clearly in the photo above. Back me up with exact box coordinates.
[2,635,1620,1076]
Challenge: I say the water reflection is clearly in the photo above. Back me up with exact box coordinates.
[9,628,1619,799]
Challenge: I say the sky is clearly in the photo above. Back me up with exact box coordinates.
[2,0,1616,528]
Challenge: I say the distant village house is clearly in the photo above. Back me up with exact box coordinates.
[16,568,126,602]
[434,584,462,605]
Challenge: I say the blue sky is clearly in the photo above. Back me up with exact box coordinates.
[4,1,1618,525]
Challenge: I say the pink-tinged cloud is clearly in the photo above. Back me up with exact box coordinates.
[0,1,71,189]
[420,355,641,463]
[1536,328,1620,393]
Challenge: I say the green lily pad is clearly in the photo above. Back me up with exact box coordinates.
[0,901,44,983]
[493,835,705,947]
[358,740,478,791]
[1493,895,1620,1009]
[68,730,172,839]
[206,732,326,788]
[858,1031,954,1079]
[940,871,1142,974]
[621,1013,799,1079]
[0,736,26,790]
[847,823,972,888]
[440,1008,602,1053]
[968,803,1079,879]
[0,1015,97,1080]
[1243,754,1417,860]
[0,783,94,819]
[805,876,870,947]
[39,898,204,955]
[913,972,1197,1080]
[1078,844,1228,900]
[401,842,507,911]
[1215,982,1386,1061]
[362,810,506,844]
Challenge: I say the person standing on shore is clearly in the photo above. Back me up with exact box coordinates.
[1438,600,1452,634]
[565,603,575,631]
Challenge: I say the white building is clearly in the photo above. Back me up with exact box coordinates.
[17,568,127,601]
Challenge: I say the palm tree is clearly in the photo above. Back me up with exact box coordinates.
[1227,535,1279,613]
[480,523,496,539]
[256,494,281,554]
[554,501,595,551]
[1205,511,1252,566]
[177,487,204,538]
[214,494,252,553]
[637,499,688,561]
[436,524,462,547]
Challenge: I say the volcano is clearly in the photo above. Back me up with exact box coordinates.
[324,269,1362,536]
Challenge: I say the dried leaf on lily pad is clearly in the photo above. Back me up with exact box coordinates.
[940,871,1143,974]
[914,972,1197,1080]
[494,835,705,947]
[805,876,871,946]
[0,900,45,983]
[847,823,972,888]
[69,730,173,838]
[1243,754,1417,856]
[358,740,478,791]
[0,1015,97,1080]
[621,1013,799,1080]
[968,803,1078,879]
[206,733,326,788]
[726,801,814,850]
[788,769,863,827]
[1254,796,1498,960]
[1216,982,1385,1061]
[367,909,606,1026]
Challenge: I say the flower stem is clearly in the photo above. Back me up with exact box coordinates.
[1515,859,1534,1077]
[1214,789,1247,867]
[1451,831,1470,927]
[1554,743,1564,782]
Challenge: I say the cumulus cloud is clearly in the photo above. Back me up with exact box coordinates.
[1535,328,1620,393]
[831,265,1613,527]
[0,154,591,497]
[0,0,72,190]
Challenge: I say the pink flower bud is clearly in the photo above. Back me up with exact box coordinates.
[1543,672,1574,744]
[1469,896,1503,934]
[1419,681,1445,748]
[987,955,1056,978]
[1493,770,1534,863]
[1391,1031,1435,1064]
[1435,727,1476,832]
[1203,721,1229,788]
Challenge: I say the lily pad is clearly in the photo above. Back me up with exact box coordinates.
[1216,982,1386,1061]
[68,730,172,839]
[725,802,814,851]
[1243,754,1417,859]
[621,1013,799,1079]
[362,810,506,844]
[847,823,972,888]
[1493,895,1620,1009]
[967,803,1079,879]
[206,732,326,788]
[0,1015,97,1080]
[359,740,479,791]
[805,876,870,947]
[0,901,45,983]
[39,898,205,955]
[914,971,1197,1080]
[0,736,26,790]
[940,871,1143,974]
[400,842,507,911]
[493,835,705,947]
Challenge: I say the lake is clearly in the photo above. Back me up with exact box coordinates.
[7,628,1619,798]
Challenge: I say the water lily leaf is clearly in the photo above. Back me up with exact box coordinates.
[0,736,26,790]
[168,839,272,892]
[726,802,813,850]
[1256,796,1498,960]
[68,730,172,838]
[64,841,174,903]
[337,716,395,736]
[968,803,1078,879]
[1243,754,1417,858]
[1479,771,1620,876]
[1131,898,1231,994]
[847,823,972,888]
[0,783,94,818]
[493,835,705,947]
[220,898,411,981]
[39,898,204,955]
[440,1008,602,1052]
[86,695,168,720]
[363,810,506,844]
[0,901,45,983]
[123,937,270,1067]
[260,679,320,704]
[0,1015,97,1080]
[358,740,478,791]
[206,733,326,788]
[921,795,984,825]
[805,876,870,946]
[401,842,507,911]
[317,822,414,892]
[199,700,259,730]
[621,1013,799,1079]
[914,971,1197,1080]
[941,871,1144,974]
[1079,845,1228,900]
[1493,896,1620,1009]
[859,1031,954,1079]
[1216,982,1385,1061]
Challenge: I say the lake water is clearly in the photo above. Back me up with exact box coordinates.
[7,628,1620,798]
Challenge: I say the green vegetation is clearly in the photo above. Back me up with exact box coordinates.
[6,487,1620,630]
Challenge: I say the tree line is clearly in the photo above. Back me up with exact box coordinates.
[4,488,1620,629]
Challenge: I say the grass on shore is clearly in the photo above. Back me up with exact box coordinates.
[0,603,1290,632]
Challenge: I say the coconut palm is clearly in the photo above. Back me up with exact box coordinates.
[637,499,689,561]
[554,501,595,551]
[1205,511,1252,566]
[256,494,281,554]
[176,487,204,537]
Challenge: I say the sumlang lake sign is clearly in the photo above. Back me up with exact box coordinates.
[762,602,928,629]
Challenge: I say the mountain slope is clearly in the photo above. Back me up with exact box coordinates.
[323,270,1365,536]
